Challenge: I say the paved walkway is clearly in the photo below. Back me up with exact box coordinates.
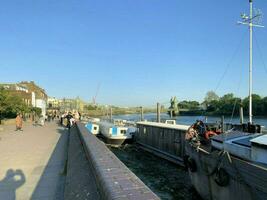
[0,121,68,200]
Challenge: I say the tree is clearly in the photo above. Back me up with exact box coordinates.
[262,97,267,116]
[243,94,263,116]
[32,107,42,117]
[0,88,30,119]
[179,101,200,110]
[206,100,219,112]
[204,91,219,106]
[217,94,241,115]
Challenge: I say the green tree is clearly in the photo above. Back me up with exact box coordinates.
[206,100,219,112]
[179,101,200,110]
[0,88,30,119]
[204,91,219,106]
[262,97,267,116]
[243,94,263,116]
[218,94,241,115]
[32,107,42,117]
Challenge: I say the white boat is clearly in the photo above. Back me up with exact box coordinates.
[85,122,100,135]
[184,1,267,199]
[98,120,136,146]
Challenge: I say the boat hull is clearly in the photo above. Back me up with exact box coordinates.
[103,136,133,147]
[185,142,267,200]
[98,121,134,147]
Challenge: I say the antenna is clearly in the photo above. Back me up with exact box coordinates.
[237,0,264,124]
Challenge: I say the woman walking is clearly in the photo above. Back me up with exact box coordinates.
[15,113,23,131]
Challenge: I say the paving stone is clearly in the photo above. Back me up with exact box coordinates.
[0,122,68,200]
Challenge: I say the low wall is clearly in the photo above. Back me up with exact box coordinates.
[136,121,190,166]
[1,118,16,125]
[76,122,159,200]
[0,118,32,125]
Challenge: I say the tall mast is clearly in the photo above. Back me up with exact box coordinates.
[249,0,253,123]
[238,0,264,124]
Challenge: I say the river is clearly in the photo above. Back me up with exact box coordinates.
[114,113,267,127]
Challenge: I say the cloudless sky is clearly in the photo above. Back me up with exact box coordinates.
[0,0,267,106]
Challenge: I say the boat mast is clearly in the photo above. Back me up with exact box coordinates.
[238,0,264,124]
[249,0,253,124]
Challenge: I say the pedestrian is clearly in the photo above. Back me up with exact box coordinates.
[65,112,73,129]
[15,113,23,131]
[40,115,45,126]
[74,111,80,121]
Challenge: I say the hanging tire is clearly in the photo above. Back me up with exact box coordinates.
[214,168,230,187]
[187,157,197,172]
[183,155,190,170]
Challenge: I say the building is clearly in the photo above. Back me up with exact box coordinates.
[20,81,47,116]
[47,97,60,109]
[47,97,86,112]
[0,81,48,116]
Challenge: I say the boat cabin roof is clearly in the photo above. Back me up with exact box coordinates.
[250,135,267,146]
[136,121,190,131]
[232,137,252,148]
[211,131,250,144]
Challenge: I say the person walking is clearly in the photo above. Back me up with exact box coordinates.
[15,113,23,131]
[74,111,80,121]
[65,112,73,130]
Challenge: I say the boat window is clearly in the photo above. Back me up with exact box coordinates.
[121,130,126,134]
[94,127,97,130]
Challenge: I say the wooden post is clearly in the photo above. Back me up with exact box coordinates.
[140,106,144,121]
[157,103,161,123]
[110,107,113,122]
[106,108,108,118]
[240,105,244,124]
[170,109,173,118]
[221,115,224,133]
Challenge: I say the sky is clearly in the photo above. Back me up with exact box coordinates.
[0,0,267,107]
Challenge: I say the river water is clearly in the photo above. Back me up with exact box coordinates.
[114,113,267,127]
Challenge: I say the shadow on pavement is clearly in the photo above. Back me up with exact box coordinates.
[0,169,26,200]
[30,123,69,200]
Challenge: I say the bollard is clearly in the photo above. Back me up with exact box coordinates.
[157,103,161,123]
[240,106,244,124]
[110,107,113,122]
[221,115,224,133]
[140,106,144,121]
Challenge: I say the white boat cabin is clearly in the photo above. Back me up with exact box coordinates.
[85,122,100,135]
[211,131,267,165]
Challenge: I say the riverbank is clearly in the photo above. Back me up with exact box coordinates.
[84,107,159,117]
[177,110,267,117]
[110,145,201,200]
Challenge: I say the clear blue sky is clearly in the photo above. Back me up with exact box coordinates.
[0,0,267,106]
